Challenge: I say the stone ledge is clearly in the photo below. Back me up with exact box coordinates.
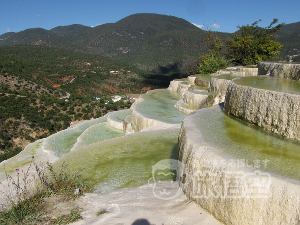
[178,106,300,225]
[224,82,300,141]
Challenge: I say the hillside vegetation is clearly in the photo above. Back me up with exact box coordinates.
[0,13,231,73]
[0,45,156,97]
[0,14,299,72]
[277,21,300,56]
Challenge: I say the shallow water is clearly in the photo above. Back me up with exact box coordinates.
[0,139,44,175]
[135,89,187,124]
[196,73,241,83]
[195,74,212,81]
[71,123,125,151]
[216,74,243,80]
[43,116,108,156]
[0,116,111,177]
[234,76,300,95]
[195,106,300,180]
[188,88,209,94]
[53,129,180,193]
[108,109,132,123]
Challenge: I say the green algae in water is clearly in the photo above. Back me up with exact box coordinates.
[0,139,44,175]
[196,73,247,82]
[188,88,209,95]
[108,109,132,123]
[195,74,212,81]
[195,106,300,180]
[234,76,300,95]
[180,81,190,85]
[190,86,208,91]
[53,129,180,193]
[43,116,108,156]
[135,89,187,124]
[216,74,242,80]
[72,122,125,150]
[151,89,181,101]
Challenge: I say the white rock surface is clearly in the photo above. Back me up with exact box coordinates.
[177,82,191,98]
[174,99,196,114]
[72,182,223,225]
[183,90,208,109]
[168,79,187,92]
[224,82,300,141]
[188,75,197,85]
[209,78,232,106]
[178,106,300,225]
[258,62,300,79]
[131,107,176,132]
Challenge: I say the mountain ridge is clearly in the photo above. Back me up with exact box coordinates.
[0,13,300,71]
[0,13,224,72]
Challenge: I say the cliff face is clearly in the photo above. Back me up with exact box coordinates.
[258,62,300,80]
[224,82,300,141]
[178,106,300,225]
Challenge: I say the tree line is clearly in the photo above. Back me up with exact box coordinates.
[196,19,284,74]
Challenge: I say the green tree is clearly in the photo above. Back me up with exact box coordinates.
[227,19,284,65]
[197,54,228,74]
[202,32,224,55]
[197,31,229,74]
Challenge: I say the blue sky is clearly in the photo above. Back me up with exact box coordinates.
[1,0,300,35]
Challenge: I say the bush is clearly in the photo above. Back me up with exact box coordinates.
[197,53,229,74]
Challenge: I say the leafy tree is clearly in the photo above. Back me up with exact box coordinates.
[202,32,224,55]
[197,54,228,74]
[227,19,284,65]
[197,31,229,74]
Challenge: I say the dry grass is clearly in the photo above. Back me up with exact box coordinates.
[0,162,93,224]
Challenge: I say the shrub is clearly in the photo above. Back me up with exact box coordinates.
[197,53,229,74]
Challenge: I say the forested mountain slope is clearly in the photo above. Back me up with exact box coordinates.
[1,14,299,71]
[276,21,300,56]
[0,13,230,73]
